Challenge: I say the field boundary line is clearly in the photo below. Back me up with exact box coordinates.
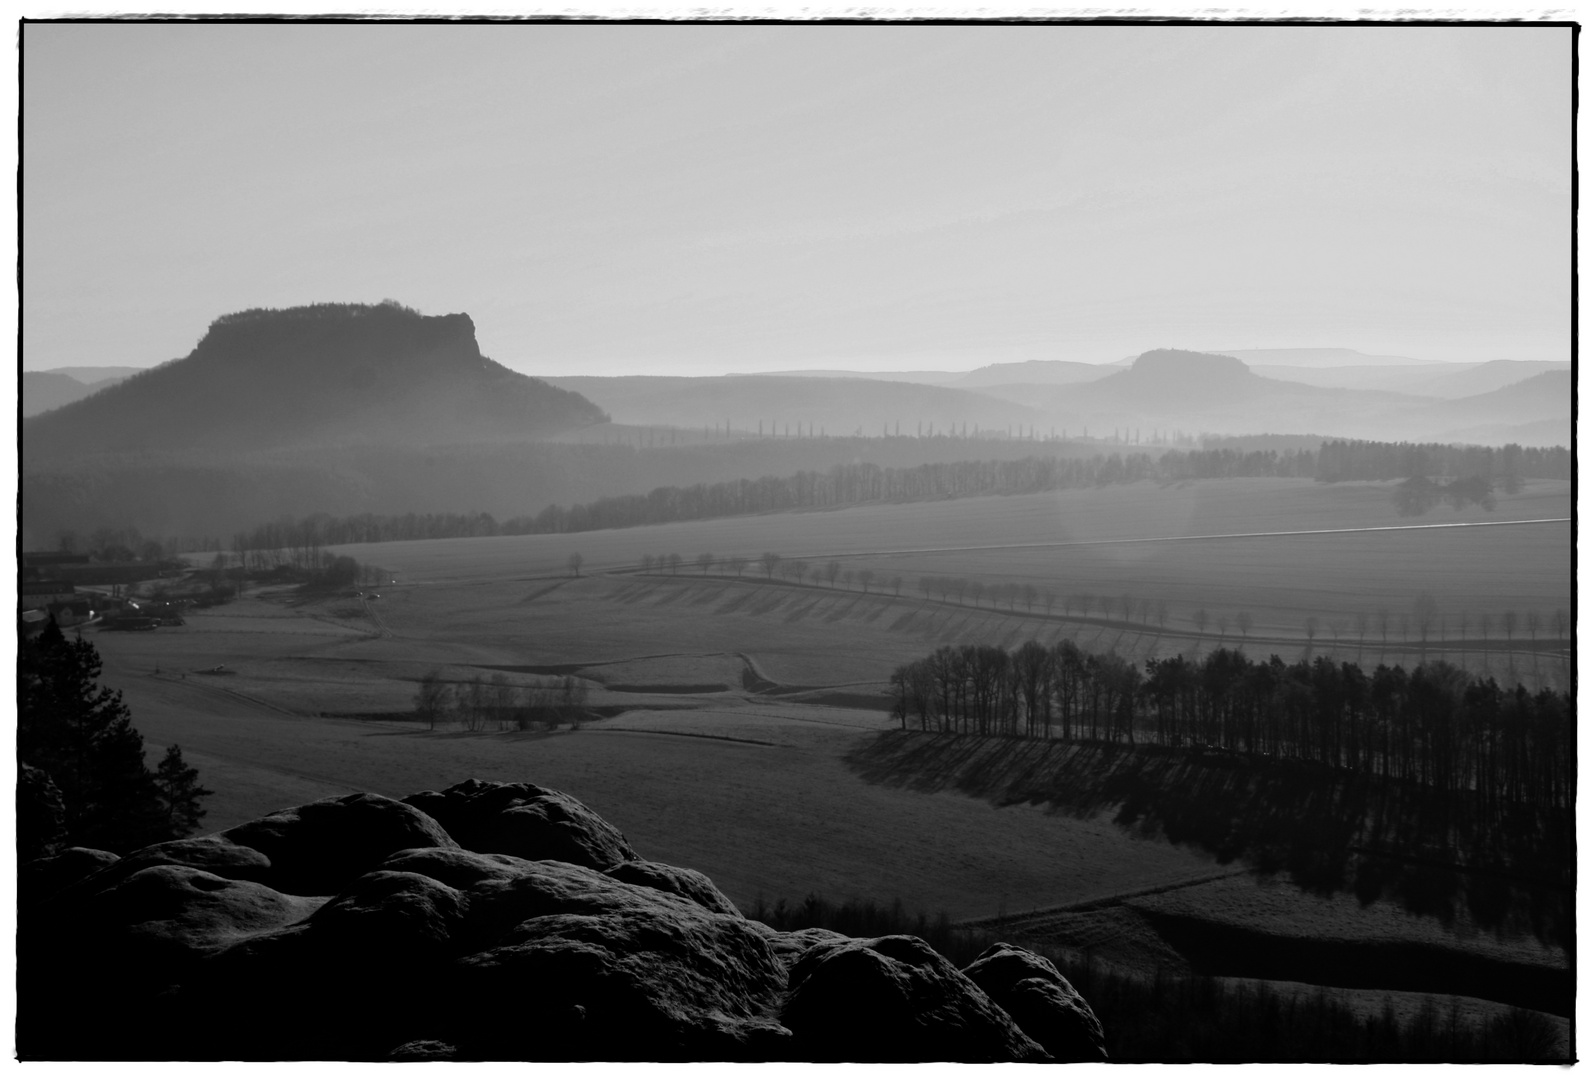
[956,867,1254,929]
[592,726,779,747]
[786,516,1573,562]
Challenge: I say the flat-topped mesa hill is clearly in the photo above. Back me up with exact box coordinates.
[1099,348,1269,403]
[23,303,607,460]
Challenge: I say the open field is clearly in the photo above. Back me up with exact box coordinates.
[307,477,1570,690]
[85,475,1571,1037]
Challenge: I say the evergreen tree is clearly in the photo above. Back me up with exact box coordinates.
[18,621,209,853]
[155,744,213,836]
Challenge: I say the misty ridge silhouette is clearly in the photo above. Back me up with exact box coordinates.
[23,301,607,460]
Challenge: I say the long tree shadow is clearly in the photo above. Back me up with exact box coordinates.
[844,731,1570,949]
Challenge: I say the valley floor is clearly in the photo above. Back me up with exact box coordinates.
[86,565,1570,1052]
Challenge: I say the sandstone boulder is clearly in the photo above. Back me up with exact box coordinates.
[604,858,742,916]
[223,791,457,895]
[748,922,851,971]
[782,934,1049,1062]
[61,834,274,900]
[17,782,1105,1064]
[446,891,790,1060]
[405,779,637,869]
[962,941,1108,1061]
[20,846,120,910]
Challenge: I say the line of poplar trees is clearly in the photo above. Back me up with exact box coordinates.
[230,438,1569,551]
[890,641,1570,813]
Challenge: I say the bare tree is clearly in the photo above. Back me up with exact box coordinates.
[968,580,984,607]
[561,675,588,729]
[858,568,875,594]
[1191,608,1210,637]
[826,560,841,587]
[1501,609,1518,645]
[1236,610,1253,641]
[696,552,714,575]
[727,555,749,578]
[490,672,516,730]
[1413,592,1438,656]
[1155,599,1170,630]
[1023,584,1037,612]
[760,552,781,579]
[891,576,903,597]
[665,553,683,576]
[1526,609,1541,643]
[1215,613,1231,640]
[1304,615,1319,654]
[1376,607,1391,649]
[567,552,584,578]
[413,670,449,731]
[640,554,655,573]
[841,569,854,590]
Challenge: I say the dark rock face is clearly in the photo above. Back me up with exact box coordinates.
[19,845,119,910]
[222,791,457,895]
[749,922,851,971]
[17,763,67,860]
[17,779,1103,1062]
[782,934,1050,1062]
[963,942,1108,1061]
[603,858,742,916]
[405,779,637,869]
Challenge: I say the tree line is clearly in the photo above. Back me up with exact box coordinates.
[1316,440,1570,485]
[889,640,1570,813]
[228,438,1564,551]
[412,670,589,732]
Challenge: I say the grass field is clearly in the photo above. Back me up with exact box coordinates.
[91,475,1571,1045]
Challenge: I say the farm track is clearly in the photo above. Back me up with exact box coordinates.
[957,866,1254,931]
[591,727,780,748]
[600,572,1569,660]
[147,671,308,720]
[587,515,1571,572]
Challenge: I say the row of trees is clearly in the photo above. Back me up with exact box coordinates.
[631,555,1566,663]
[224,437,1566,549]
[636,551,909,595]
[1316,440,1569,485]
[890,641,1571,812]
[412,670,589,732]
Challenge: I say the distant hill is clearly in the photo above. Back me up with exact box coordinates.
[23,372,95,417]
[22,368,144,417]
[23,303,607,459]
[1399,359,1572,400]
[1212,347,1445,369]
[1250,359,1570,398]
[1429,368,1575,430]
[970,348,1570,446]
[732,368,968,386]
[44,365,148,383]
[542,374,1050,437]
[952,359,1116,389]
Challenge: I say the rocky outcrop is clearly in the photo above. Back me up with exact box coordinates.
[963,941,1109,1061]
[783,934,1049,1062]
[18,779,1104,1062]
[404,779,636,870]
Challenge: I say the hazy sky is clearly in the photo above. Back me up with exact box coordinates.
[22,22,1573,376]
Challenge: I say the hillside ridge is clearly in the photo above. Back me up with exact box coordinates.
[23,302,607,459]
